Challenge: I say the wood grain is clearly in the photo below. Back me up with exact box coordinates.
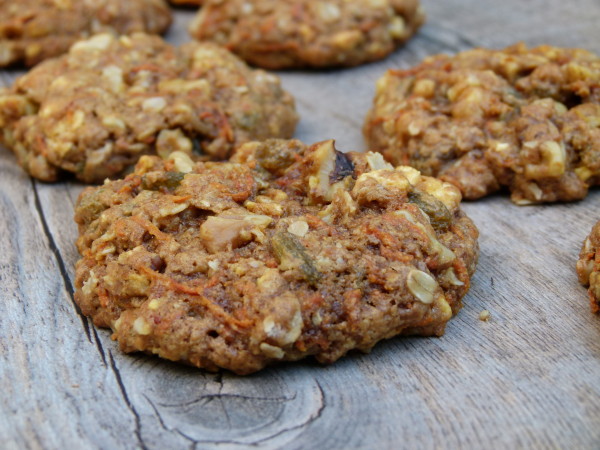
[1,1,600,448]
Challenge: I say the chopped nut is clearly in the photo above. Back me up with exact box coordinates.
[395,166,421,185]
[257,269,286,295]
[259,342,285,359]
[288,220,309,237]
[156,129,193,159]
[412,79,435,97]
[102,65,124,93]
[407,122,421,136]
[352,169,412,206]
[527,182,544,201]
[81,270,98,297]
[308,140,354,203]
[331,30,364,52]
[439,267,464,286]
[524,141,567,179]
[142,97,167,113]
[412,175,462,212]
[133,317,152,335]
[113,316,123,332]
[72,34,113,52]
[388,16,406,39]
[319,190,358,224]
[365,152,394,171]
[312,311,323,326]
[262,309,302,346]
[317,2,341,22]
[158,202,189,217]
[101,115,126,132]
[169,151,195,173]
[575,166,594,182]
[200,212,272,253]
[148,299,162,310]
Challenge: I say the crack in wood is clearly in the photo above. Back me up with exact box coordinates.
[155,392,297,409]
[142,380,326,447]
[30,180,90,341]
[144,393,202,446]
[108,351,147,450]
[30,179,108,367]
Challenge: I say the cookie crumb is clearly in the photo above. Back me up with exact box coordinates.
[479,310,491,322]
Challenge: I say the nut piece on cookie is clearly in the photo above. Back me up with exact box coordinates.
[189,0,425,69]
[74,138,479,374]
[364,43,600,204]
[0,33,298,182]
[0,0,172,68]
[577,221,600,314]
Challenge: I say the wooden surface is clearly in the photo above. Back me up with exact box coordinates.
[2,1,600,448]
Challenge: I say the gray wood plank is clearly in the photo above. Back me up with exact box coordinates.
[0,149,140,449]
[1,1,600,449]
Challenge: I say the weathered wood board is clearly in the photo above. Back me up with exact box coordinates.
[1,1,599,448]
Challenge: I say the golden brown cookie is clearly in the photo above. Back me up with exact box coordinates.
[0,0,172,67]
[74,139,479,374]
[364,44,600,204]
[577,221,600,314]
[189,0,425,69]
[0,33,298,182]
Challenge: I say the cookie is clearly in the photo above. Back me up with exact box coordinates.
[0,0,172,68]
[364,44,600,204]
[577,221,600,314]
[74,139,479,374]
[189,0,424,69]
[0,33,298,183]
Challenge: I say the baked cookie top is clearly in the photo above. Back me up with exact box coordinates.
[189,0,424,69]
[577,221,600,314]
[0,33,298,183]
[0,0,172,68]
[74,139,479,374]
[364,44,600,204]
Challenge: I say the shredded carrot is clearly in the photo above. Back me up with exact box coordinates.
[98,287,109,308]
[452,258,470,290]
[139,266,253,330]
[171,195,192,203]
[130,216,171,242]
[130,63,166,73]
[35,135,48,157]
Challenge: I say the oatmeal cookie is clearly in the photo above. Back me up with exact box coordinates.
[0,33,298,182]
[74,139,479,374]
[364,44,600,204]
[0,0,172,68]
[577,221,600,313]
[189,0,424,69]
